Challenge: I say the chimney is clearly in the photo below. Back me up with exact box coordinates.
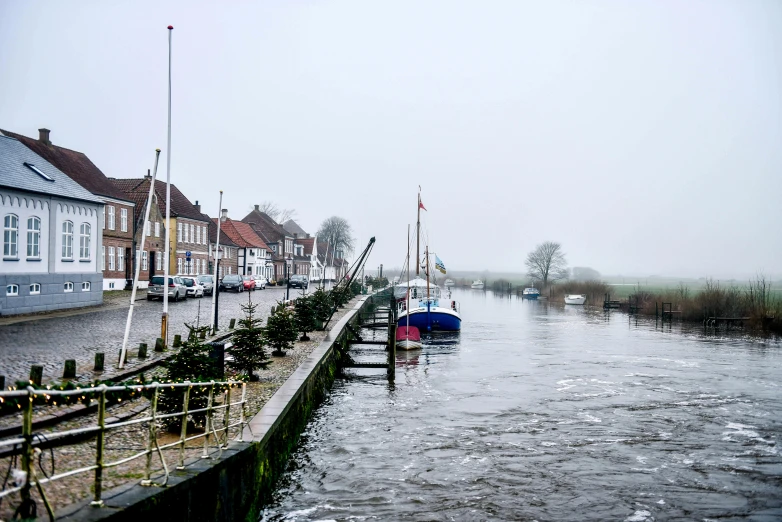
[254,204,259,211]
[194,200,200,213]
[221,209,228,221]
[38,128,51,145]
[145,169,151,179]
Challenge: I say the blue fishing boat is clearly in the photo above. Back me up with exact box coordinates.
[395,190,461,332]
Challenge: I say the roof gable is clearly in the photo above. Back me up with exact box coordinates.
[1,129,132,203]
[110,177,208,223]
[0,135,104,204]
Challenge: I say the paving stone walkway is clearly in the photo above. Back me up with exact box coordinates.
[0,286,312,384]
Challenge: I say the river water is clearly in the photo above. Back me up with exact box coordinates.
[263,290,782,521]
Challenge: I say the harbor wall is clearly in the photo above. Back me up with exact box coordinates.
[58,294,380,522]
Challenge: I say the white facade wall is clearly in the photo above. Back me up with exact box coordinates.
[0,190,50,274]
[53,199,99,274]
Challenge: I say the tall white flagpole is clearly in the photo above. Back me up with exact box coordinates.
[119,149,161,368]
[162,25,174,347]
[210,191,223,334]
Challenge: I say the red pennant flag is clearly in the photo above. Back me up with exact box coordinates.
[419,200,427,211]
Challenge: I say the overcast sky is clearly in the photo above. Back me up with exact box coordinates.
[1,0,780,279]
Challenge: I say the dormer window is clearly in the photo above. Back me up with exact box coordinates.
[24,162,54,181]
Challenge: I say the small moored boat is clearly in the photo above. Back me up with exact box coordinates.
[564,294,587,305]
[471,280,484,289]
[444,279,455,287]
[396,325,422,350]
[522,287,540,299]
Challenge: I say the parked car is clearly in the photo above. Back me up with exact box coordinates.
[242,275,256,291]
[197,274,214,296]
[178,276,205,298]
[252,275,267,290]
[220,274,244,292]
[147,276,187,301]
[289,274,309,289]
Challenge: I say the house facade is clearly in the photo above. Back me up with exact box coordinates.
[241,205,294,282]
[205,216,239,279]
[216,210,271,278]
[1,128,135,291]
[0,135,104,315]
[110,178,210,279]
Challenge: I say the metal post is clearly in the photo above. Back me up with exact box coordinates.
[177,382,191,470]
[387,311,396,382]
[202,382,215,459]
[20,387,34,511]
[211,191,223,334]
[91,386,107,506]
[222,386,231,448]
[141,385,159,486]
[238,383,247,442]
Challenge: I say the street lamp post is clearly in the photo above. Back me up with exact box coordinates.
[286,256,293,300]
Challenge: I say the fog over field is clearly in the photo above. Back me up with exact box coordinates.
[1,1,780,279]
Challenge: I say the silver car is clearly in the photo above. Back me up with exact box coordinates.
[252,275,267,290]
[147,276,187,301]
[197,274,215,296]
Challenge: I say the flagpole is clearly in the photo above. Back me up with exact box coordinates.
[161,24,174,347]
[416,190,420,276]
[119,149,160,369]
[211,191,223,334]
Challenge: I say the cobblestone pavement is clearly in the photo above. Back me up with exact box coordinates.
[0,285,314,384]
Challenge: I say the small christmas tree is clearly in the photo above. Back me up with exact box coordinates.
[311,288,333,329]
[159,323,221,431]
[265,302,298,356]
[294,295,317,341]
[227,293,270,380]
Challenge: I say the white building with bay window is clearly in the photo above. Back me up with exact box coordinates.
[0,135,104,316]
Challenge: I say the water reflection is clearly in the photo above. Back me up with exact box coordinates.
[263,290,782,521]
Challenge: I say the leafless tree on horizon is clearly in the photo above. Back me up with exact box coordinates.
[525,241,568,285]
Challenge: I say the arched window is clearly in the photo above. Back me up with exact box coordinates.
[27,217,41,258]
[3,214,19,258]
[79,223,91,259]
[62,221,74,259]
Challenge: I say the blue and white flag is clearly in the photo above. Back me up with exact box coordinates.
[435,255,446,274]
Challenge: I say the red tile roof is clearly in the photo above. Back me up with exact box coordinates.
[1,128,132,203]
[217,218,269,250]
[110,177,208,222]
[297,237,316,256]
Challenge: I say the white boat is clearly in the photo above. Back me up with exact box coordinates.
[471,280,484,289]
[564,294,587,305]
[522,287,540,299]
[444,279,455,287]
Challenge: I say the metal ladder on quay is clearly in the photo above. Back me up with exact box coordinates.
[343,305,396,382]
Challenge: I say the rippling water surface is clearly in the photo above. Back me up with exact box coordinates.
[263,290,782,521]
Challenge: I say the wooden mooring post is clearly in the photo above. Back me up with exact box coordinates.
[387,309,396,383]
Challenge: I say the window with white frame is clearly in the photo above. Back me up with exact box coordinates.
[177,222,182,242]
[6,284,19,296]
[64,282,73,292]
[155,222,160,237]
[108,246,115,270]
[142,251,148,270]
[228,266,232,275]
[101,246,105,270]
[121,208,128,232]
[82,282,90,291]
[118,247,124,272]
[108,206,115,230]
[156,251,162,270]
[202,226,207,245]
[195,225,200,245]
[3,214,18,258]
[145,220,151,237]
[109,282,115,289]
[62,221,74,259]
[101,207,106,230]
[30,283,41,295]
[190,224,195,244]
[27,216,41,258]
[219,266,224,278]
[79,223,91,259]
[177,257,183,274]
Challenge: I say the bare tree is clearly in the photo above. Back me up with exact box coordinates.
[255,201,296,224]
[525,241,568,285]
[317,216,355,257]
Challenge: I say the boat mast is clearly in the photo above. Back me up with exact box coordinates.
[425,246,431,331]
[416,190,421,276]
[406,224,410,332]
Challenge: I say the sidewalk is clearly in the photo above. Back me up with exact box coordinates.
[0,290,147,326]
